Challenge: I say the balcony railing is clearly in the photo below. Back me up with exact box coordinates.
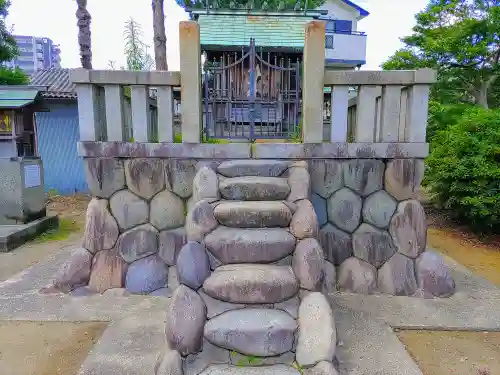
[324,32,367,66]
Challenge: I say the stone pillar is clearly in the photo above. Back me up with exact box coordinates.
[179,21,202,143]
[302,21,326,143]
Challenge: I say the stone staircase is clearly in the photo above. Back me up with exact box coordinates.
[157,160,338,375]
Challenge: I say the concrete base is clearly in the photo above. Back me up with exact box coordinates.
[0,215,59,252]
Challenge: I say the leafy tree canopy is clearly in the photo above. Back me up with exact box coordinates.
[382,0,500,108]
[0,0,19,63]
[175,0,325,12]
[124,18,155,71]
[0,0,28,85]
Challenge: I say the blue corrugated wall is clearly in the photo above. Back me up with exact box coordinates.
[36,102,88,194]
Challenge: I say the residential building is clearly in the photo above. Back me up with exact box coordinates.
[5,35,62,76]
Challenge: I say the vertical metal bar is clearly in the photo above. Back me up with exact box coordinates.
[295,59,300,139]
[204,70,209,140]
[249,38,255,141]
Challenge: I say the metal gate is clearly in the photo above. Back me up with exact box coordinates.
[203,39,301,141]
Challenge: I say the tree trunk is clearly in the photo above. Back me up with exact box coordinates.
[76,0,92,69]
[152,0,168,70]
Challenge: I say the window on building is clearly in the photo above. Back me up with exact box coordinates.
[334,20,353,34]
[325,34,334,49]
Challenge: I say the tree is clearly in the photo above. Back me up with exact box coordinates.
[76,0,92,69]
[124,18,155,71]
[152,0,168,70]
[0,0,28,84]
[174,0,325,12]
[382,0,500,109]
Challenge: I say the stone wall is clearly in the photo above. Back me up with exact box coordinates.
[309,158,454,297]
[45,150,454,299]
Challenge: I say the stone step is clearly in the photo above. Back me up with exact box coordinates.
[217,160,289,178]
[202,264,299,304]
[200,364,301,375]
[204,309,297,357]
[219,176,290,201]
[214,201,292,228]
[204,226,296,264]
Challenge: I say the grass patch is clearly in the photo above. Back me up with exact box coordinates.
[34,218,81,243]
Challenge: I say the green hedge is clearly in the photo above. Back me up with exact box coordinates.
[426,106,500,231]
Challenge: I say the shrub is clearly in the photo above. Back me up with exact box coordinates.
[426,107,500,231]
[0,67,28,85]
[427,101,474,142]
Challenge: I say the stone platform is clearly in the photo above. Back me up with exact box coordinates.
[0,215,59,252]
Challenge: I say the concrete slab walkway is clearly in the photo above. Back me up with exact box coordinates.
[1,245,499,375]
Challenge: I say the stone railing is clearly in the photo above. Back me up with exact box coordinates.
[302,20,435,146]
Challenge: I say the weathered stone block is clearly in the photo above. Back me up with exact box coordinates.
[117,223,159,263]
[155,346,183,375]
[83,198,119,253]
[51,247,93,293]
[352,223,396,268]
[303,361,339,375]
[327,188,362,233]
[415,251,455,297]
[319,224,352,266]
[274,295,300,319]
[293,238,324,291]
[296,292,336,367]
[177,241,210,290]
[202,264,299,304]
[385,159,424,201]
[362,190,397,229]
[109,190,149,230]
[214,201,292,228]
[309,160,344,199]
[198,290,245,319]
[290,200,319,240]
[125,255,168,294]
[198,365,301,375]
[337,257,377,294]
[311,193,328,227]
[217,160,288,177]
[322,260,337,295]
[184,340,230,375]
[389,200,427,258]
[219,176,290,201]
[150,190,186,231]
[165,159,197,199]
[186,199,218,242]
[343,159,384,197]
[84,158,125,198]
[204,226,295,264]
[165,285,207,356]
[287,167,311,203]
[168,266,180,292]
[102,288,131,297]
[378,253,417,296]
[125,159,165,200]
[158,227,187,266]
[193,167,219,202]
[204,308,296,357]
[88,249,128,293]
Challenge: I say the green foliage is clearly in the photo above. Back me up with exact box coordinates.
[382,0,500,108]
[124,18,155,71]
[291,361,304,374]
[427,101,474,141]
[0,67,29,85]
[230,351,262,367]
[35,218,81,243]
[175,0,325,11]
[0,0,19,63]
[425,107,500,231]
[174,133,182,143]
[288,119,302,143]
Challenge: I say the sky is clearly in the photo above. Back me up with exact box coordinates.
[6,0,429,71]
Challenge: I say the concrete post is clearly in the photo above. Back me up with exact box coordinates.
[302,21,325,143]
[179,21,202,143]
